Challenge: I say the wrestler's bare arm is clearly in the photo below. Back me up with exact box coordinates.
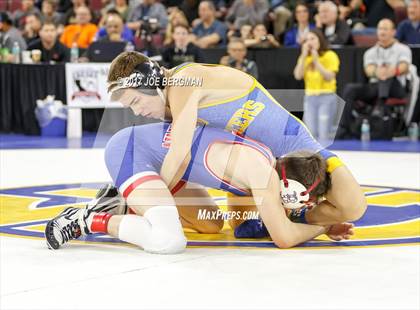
[306,165,367,225]
[160,82,200,189]
[228,147,328,248]
[247,163,328,248]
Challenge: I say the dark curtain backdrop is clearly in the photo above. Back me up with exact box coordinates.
[1,47,419,135]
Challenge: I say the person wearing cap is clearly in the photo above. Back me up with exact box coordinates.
[0,12,27,62]
[45,121,355,252]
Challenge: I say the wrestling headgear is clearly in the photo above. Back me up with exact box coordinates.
[279,163,321,210]
[108,60,165,97]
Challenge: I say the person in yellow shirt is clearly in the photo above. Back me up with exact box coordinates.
[60,6,98,49]
[294,29,340,141]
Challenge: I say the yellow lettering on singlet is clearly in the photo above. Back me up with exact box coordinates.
[225,100,265,134]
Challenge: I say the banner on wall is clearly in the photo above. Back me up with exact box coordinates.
[65,63,122,108]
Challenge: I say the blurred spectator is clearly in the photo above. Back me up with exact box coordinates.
[226,0,269,30]
[0,12,27,61]
[337,0,366,28]
[27,22,69,63]
[127,0,168,31]
[60,6,98,49]
[179,0,200,24]
[284,2,315,47]
[240,24,252,40]
[41,0,63,25]
[164,8,189,45]
[13,0,42,30]
[162,23,204,67]
[293,29,339,140]
[96,10,134,44]
[268,0,292,38]
[316,0,352,45]
[220,38,258,78]
[245,23,280,48]
[396,0,420,45]
[23,13,43,45]
[57,0,73,13]
[102,0,131,22]
[363,0,405,28]
[191,1,227,48]
[60,0,95,25]
[337,19,412,138]
[96,12,126,42]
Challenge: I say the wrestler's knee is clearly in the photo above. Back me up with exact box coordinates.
[195,218,224,234]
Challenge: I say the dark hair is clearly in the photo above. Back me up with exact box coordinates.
[0,11,12,25]
[308,28,329,54]
[41,21,57,29]
[276,151,331,201]
[27,12,42,22]
[293,1,312,24]
[173,23,189,32]
[200,1,216,11]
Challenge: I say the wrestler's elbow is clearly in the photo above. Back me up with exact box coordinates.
[340,193,368,222]
[274,239,293,249]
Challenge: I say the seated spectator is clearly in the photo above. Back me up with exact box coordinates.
[245,23,280,48]
[57,0,73,13]
[27,21,69,63]
[337,0,366,28]
[220,38,258,78]
[240,24,252,40]
[228,23,253,41]
[337,19,412,139]
[284,2,315,47]
[60,6,98,49]
[13,0,41,30]
[127,0,168,32]
[164,8,189,46]
[191,1,227,48]
[41,0,63,26]
[162,23,204,67]
[226,0,269,30]
[293,29,339,141]
[316,0,352,45]
[23,13,43,45]
[0,12,27,62]
[96,10,134,44]
[268,0,292,38]
[396,0,420,45]
[178,0,200,25]
[60,0,96,25]
[363,0,405,28]
[102,0,131,22]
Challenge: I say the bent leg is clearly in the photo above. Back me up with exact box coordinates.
[174,182,224,233]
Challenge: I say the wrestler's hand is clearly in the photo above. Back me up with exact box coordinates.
[326,222,354,241]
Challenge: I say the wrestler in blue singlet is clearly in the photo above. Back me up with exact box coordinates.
[173,63,343,173]
[105,123,274,197]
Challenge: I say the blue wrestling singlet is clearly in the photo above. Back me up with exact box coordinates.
[173,63,343,173]
[104,123,274,198]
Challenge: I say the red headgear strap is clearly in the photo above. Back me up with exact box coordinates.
[280,163,321,197]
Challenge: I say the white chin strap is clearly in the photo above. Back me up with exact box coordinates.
[279,179,310,210]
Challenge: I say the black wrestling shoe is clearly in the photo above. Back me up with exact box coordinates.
[45,207,85,250]
[85,184,127,217]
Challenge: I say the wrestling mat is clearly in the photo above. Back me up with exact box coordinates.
[1,183,419,249]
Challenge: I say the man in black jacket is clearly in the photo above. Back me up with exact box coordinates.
[161,23,205,68]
